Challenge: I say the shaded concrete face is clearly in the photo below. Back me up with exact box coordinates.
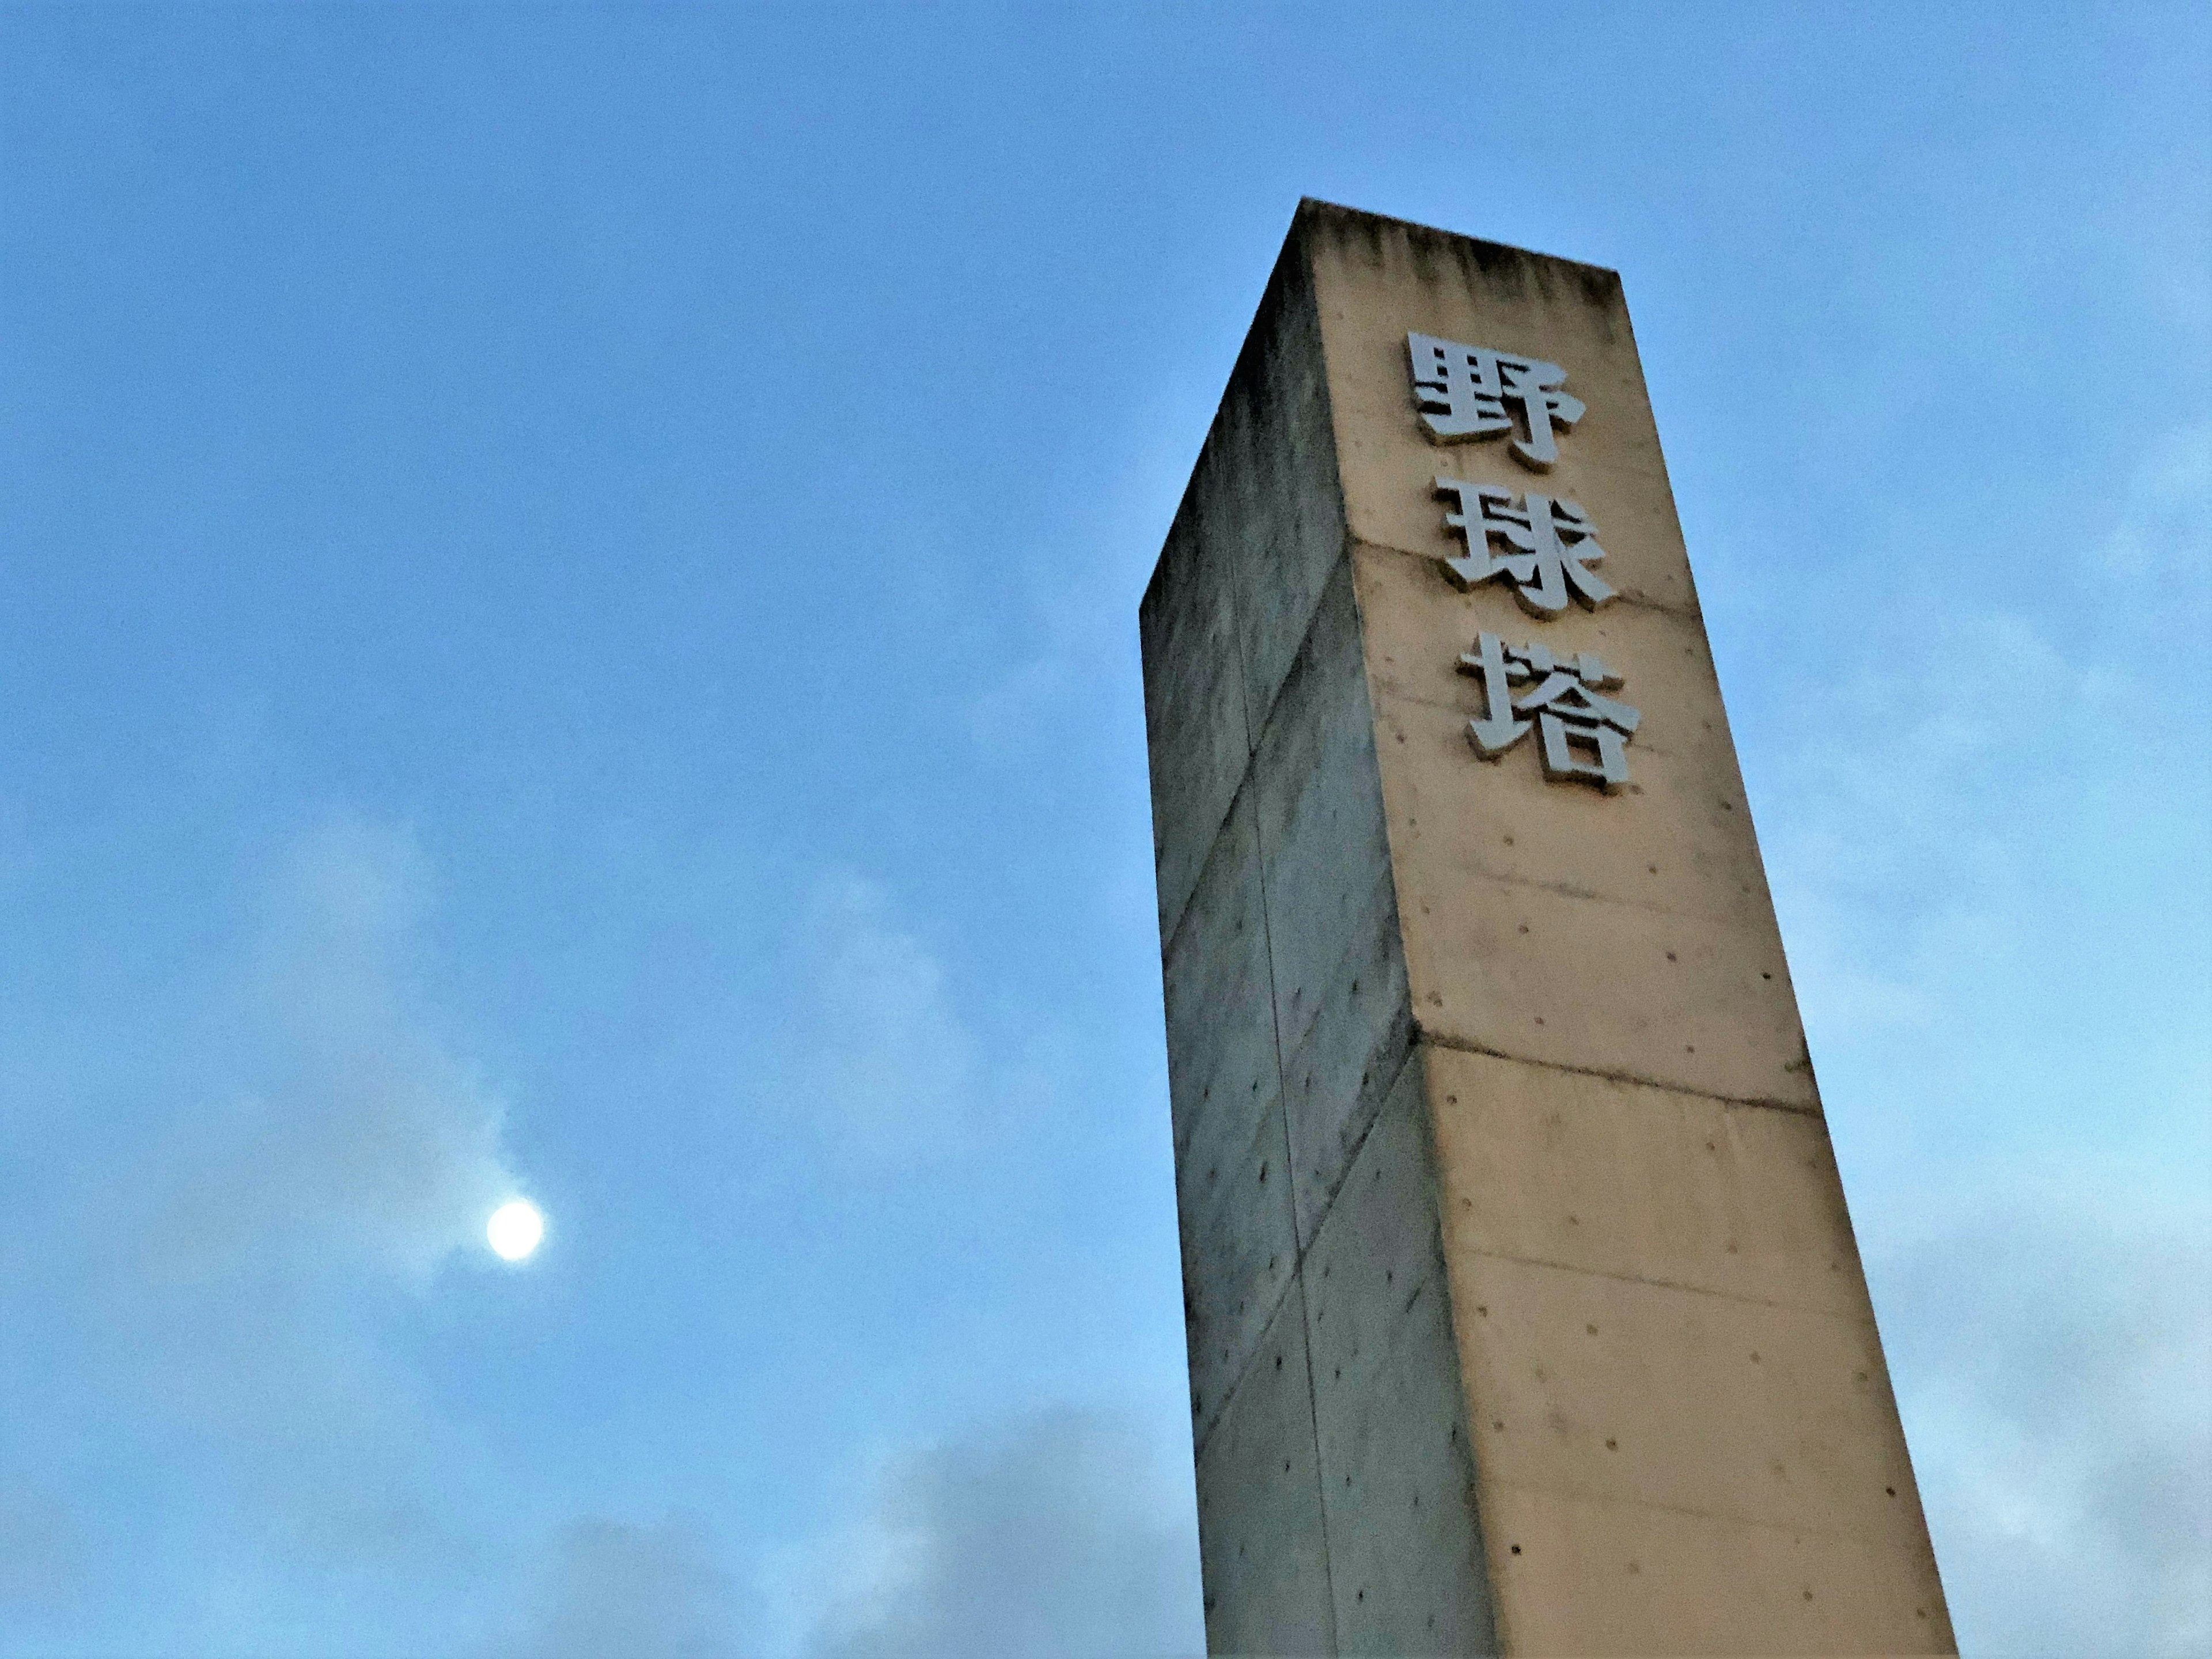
[1144,201,1953,1656]
[1146,219,1497,1658]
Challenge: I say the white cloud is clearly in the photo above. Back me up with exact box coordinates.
[1766,410,2209,985]
[141,813,524,1284]
[2096,418,2212,593]
[502,1514,745,1659]
[1760,609,2097,1053]
[22,816,534,1588]
[778,874,1020,1162]
[1752,414,2212,1654]
[786,1409,1202,1659]
[1875,1190,2212,1657]
[1762,410,2211,1067]
[964,395,1193,762]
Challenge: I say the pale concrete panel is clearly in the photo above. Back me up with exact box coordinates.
[1372,684,1786,955]
[1164,791,1302,1455]
[1195,1278,1338,1658]
[1350,536,1750,771]
[1426,1047,1869,1320]
[1249,556,1415,1246]
[1354,579,1787,946]
[1302,1051,1497,1657]
[1300,206,1700,622]
[1446,1251,1926,1547]
[1141,496,1253,942]
[1476,1485,1955,1657]
[1404,874,1813,1108]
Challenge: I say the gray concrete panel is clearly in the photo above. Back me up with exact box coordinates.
[1180,1085,1299,1463]
[1250,556,1414,1249]
[1141,491,1253,944]
[1211,221,1350,745]
[1302,1051,1496,1656]
[1142,209,1349,946]
[1195,1278,1338,1659]
[1165,794,1301,1455]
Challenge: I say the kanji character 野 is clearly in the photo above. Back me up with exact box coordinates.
[1458,632,1641,791]
[1407,331,1585,470]
[1434,480,1618,618]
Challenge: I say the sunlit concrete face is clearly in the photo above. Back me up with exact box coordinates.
[1141,199,1954,1655]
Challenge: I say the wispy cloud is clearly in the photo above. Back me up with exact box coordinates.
[774,873,1060,1164]
[778,873,982,1161]
[141,815,525,1285]
[2094,418,2212,596]
[501,1514,745,1659]
[1753,412,2212,1653]
[0,815,535,1630]
[1875,1190,2212,1656]
[1764,411,2211,1068]
[785,1409,1202,1659]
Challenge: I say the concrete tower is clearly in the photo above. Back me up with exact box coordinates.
[1141,200,1952,1656]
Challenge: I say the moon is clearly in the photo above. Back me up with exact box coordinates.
[487,1199,545,1262]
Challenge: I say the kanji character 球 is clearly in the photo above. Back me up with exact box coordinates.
[1458,632,1641,791]
[1407,331,1585,470]
[1434,480,1618,618]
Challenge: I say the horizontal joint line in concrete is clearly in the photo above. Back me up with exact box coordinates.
[1375,832,1764,929]
[1413,1030,1819,1116]
[1482,1477,1911,1550]
[1350,535,1706,624]
[1460,1245,1880,1321]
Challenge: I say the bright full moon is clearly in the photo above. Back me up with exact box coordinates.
[486,1199,545,1262]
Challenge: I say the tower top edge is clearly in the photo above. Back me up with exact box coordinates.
[1290,196,1623,288]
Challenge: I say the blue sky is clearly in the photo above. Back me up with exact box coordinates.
[0,5,2205,1655]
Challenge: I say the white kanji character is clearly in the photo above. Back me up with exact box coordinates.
[1407,333,1513,444]
[1457,633,1641,791]
[1408,332,1586,470]
[1434,480,1618,618]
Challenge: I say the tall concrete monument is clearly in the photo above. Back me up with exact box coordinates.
[1141,201,1953,1656]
